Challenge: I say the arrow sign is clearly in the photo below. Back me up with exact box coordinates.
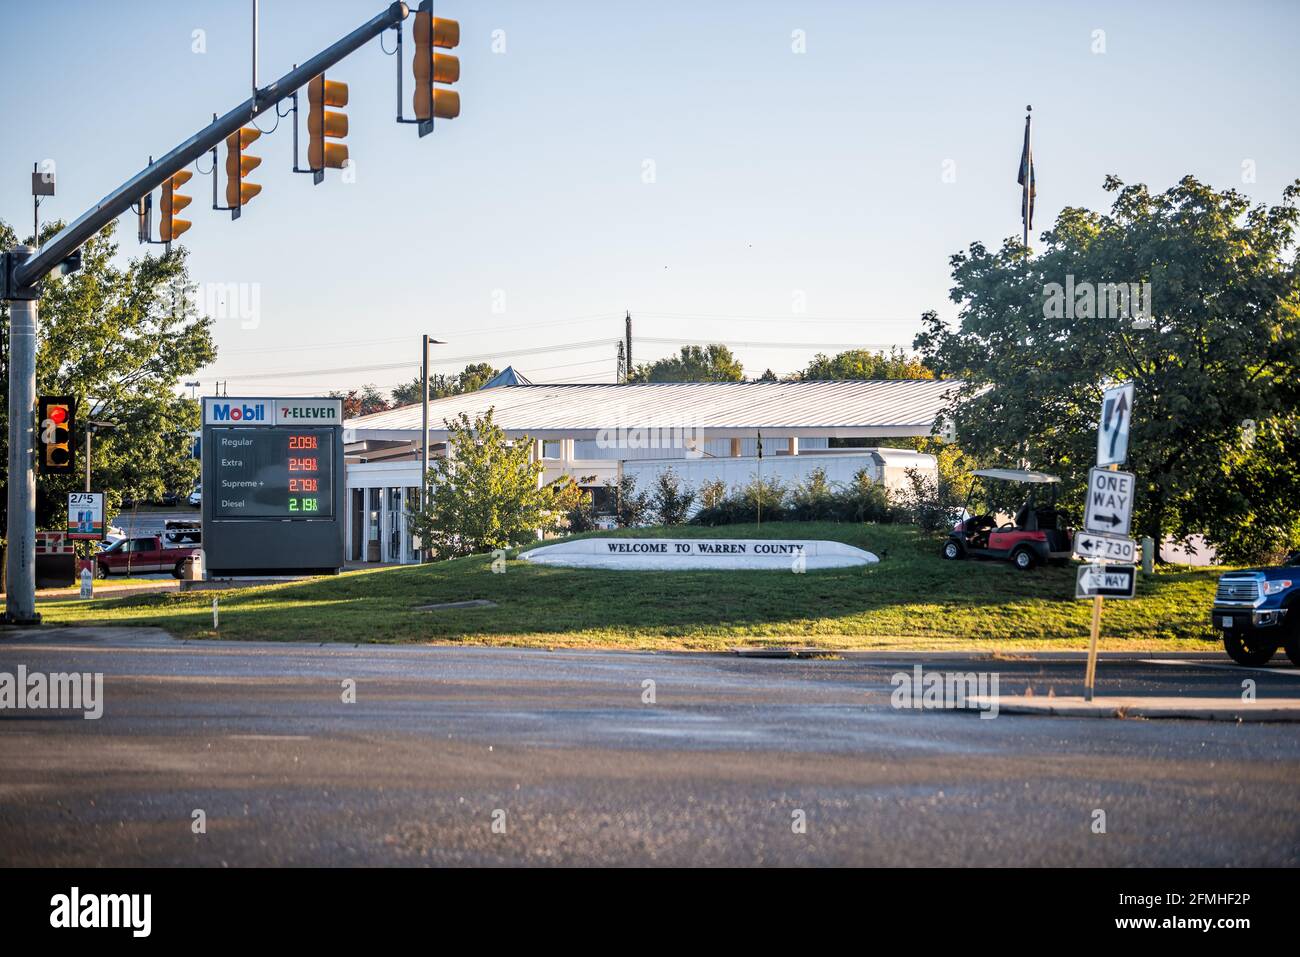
[1083,467,1136,538]
[1097,381,1134,467]
[1073,533,1137,564]
[1076,563,1137,599]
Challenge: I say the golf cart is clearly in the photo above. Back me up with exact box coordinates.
[942,468,1073,570]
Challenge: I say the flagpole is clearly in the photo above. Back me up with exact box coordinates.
[1023,105,1032,251]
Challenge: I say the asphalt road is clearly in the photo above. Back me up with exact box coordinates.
[1,628,1298,866]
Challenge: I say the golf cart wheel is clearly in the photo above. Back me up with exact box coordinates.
[1011,547,1036,571]
[942,540,965,560]
[1223,631,1276,667]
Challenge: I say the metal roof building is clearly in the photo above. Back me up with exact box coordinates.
[344,378,961,443]
[341,378,959,566]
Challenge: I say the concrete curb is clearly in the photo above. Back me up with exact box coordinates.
[964,694,1300,722]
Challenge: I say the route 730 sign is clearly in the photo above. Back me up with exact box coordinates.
[1073,532,1137,564]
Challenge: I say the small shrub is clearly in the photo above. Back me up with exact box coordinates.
[895,467,963,532]
[607,473,652,528]
[787,468,836,522]
[835,467,897,523]
[650,469,697,525]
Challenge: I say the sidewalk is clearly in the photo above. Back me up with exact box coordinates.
[965,694,1300,722]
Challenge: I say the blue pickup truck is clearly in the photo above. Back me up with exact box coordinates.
[1212,552,1300,666]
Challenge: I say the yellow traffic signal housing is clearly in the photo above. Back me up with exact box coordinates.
[37,396,76,475]
[308,73,349,179]
[225,126,263,214]
[160,171,192,242]
[412,4,459,135]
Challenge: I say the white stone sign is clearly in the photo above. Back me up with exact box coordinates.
[520,538,879,571]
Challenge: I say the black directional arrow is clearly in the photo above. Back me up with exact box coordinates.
[1108,391,1129,460]
[1092,513,1123,528]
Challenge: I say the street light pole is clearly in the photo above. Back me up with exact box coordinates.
[84,421,118,493]
[418,334,445,562]
[421,333,430,508]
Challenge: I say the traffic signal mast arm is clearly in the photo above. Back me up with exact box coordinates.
[7,1,409,296]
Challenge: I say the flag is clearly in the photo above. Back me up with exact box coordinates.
[1017,111,1035,232]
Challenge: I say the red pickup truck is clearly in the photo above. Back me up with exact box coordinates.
[96,535,199,579]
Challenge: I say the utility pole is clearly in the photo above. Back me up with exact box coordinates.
[624,310,632,375]
[616,340,626,383]
[1,2,413,624]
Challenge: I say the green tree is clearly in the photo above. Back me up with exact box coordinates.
[406,409,583,558]
[390,362,499,406]
[628,345,744,382]
[1,219,215,536]
[800,347,933,380]
[330,384,389,417]
[915,175,1300,560]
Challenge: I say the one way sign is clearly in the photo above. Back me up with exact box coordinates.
[1097,381,1134,467]
[1084,467,1136,537]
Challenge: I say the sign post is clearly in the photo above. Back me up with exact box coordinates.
[1081,382,1136,701]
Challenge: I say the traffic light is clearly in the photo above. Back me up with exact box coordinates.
[38,396,76,475]
[225,126,262,214]
[160,171,192,242]
[411,2,459,135]
[307,72,349,180]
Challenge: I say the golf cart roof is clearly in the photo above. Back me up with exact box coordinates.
[971,468,1061,484]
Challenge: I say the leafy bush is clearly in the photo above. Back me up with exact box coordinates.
[787,468,837,522]
[697,478,728,511]
[737,476,788,523]
[607,473,652,528]
[894,467,964,532]
[835,467,896,523]
[649,469,696,525]
[564,492,600,534]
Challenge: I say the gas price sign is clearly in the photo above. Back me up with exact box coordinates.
[201,397,345,576]
[210,427,335,518]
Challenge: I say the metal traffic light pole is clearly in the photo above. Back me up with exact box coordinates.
[4,247,39,622]
[1,2,412,624]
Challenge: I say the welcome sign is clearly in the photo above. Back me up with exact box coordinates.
[521,538,879,571]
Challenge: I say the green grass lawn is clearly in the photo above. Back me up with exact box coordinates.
[30,522,1225,652]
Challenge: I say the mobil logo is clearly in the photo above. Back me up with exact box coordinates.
[210,401,268,423]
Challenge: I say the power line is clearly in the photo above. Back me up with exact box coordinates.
[210,337,621,381]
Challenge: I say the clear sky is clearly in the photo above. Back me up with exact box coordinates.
[2,0,1297,396]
